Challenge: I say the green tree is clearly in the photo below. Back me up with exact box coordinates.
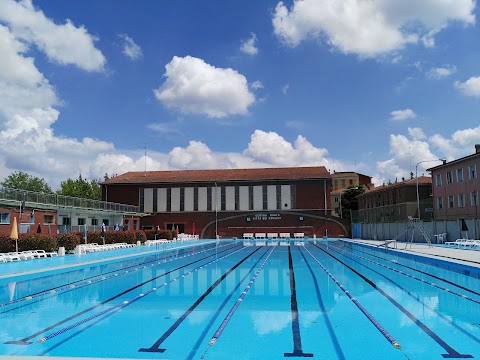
[57,175,102,200]
[340,185,365,220]
[0,171,53,193]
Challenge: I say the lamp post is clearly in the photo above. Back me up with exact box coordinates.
[214,181,218,239]
[416,159,445,220]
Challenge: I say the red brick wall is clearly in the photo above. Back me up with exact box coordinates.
[140,210,349,239]
[0,207,57,237]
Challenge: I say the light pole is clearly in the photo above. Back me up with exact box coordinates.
[214,181,218,239]
[416,159,445,220]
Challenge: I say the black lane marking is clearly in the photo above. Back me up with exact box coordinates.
[5,244,241,345]
[138,246,262,353]
[186,247,271,360]
[344,243,480,297]
[326,243,480,346]
[284,246,314,358]
[298,247,345,360]
[1,242,235,314]
[313,244,473,359]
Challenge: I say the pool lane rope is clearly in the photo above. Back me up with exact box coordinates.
[199,246,276,359]
[2,241,235,309]
[302,246,402,350]
[208,246,276,346]
[37,245,248,343]
[327,242,480,306]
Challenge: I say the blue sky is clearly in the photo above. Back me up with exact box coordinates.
[1,0,480,190]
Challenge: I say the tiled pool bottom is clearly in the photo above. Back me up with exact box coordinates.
[1,240,479,359]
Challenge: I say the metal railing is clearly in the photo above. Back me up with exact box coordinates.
[0,186,140,214]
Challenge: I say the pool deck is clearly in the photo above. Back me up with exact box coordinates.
[344,238,480,269]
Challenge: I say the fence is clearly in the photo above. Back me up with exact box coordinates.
[0,186,139,214]
[353,218,479,243]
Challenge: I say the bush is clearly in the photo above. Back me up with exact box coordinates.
[55,233,82,252]
[144,229,176,240]
[0,235,16,252]
[0,234,57,252]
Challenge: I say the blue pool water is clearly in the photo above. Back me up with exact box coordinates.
[0,239,479,359]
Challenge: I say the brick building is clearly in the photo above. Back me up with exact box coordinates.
[427,145,480,221]
[356,176,434,222]
[102,166,351,238]
[330,172,373,217]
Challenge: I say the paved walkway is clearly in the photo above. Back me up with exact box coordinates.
[344,239,480,269]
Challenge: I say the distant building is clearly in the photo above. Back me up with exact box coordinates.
[427,145,480,221]
[330,172,373,217]
[0,187,142,237]
[357,177,434,222]
[102,166,351,238]
[330,171,373,192]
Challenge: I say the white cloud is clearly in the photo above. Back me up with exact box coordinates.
[146,122,182,134]
[282,84,289,94]
[119,34,143,61]
[408,127,426,141]
[427,64,456,79]
[240,32,258,56]
[154,56,256,118]
[374,125,480,185]
[390,109,416,121]
[0,13,111,188]
[243,130,329,166]
[454,76,480,97]
[251,80,264,90]
[272,0,475,57]
[0,0,105,72]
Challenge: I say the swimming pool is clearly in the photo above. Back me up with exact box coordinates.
[0,239,479,359]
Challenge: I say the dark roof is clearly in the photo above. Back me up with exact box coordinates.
[103,166,331,185]
[359,176,432,195]
[331,171,372,179]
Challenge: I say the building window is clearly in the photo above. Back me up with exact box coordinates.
[437,197,443,209]
[102,219,109,226]
[235,186,240,211]
[139,188,145,212]
[458,194,465,208]
[446,171,453,184]
[290,184,296,209]
[341,179,346,188]
[221,186,226,211]
[180,188,185,212]
[194,187,198,211]
[207,187,212,211]
[153,189,158,212]
[249,186,254,210]
[469,165,477,179]
[471,191,479,206]
[448,195,454,208]
[435,174,442,187]
[43,215,54,224]
[91,218,98,226]
[78,218,86,225]
[167,188,172,212]
[262,185,268,210]
[456,169,463,182]
[275,185,281,210]
[334,179,338,190]
[0,213,10,224]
